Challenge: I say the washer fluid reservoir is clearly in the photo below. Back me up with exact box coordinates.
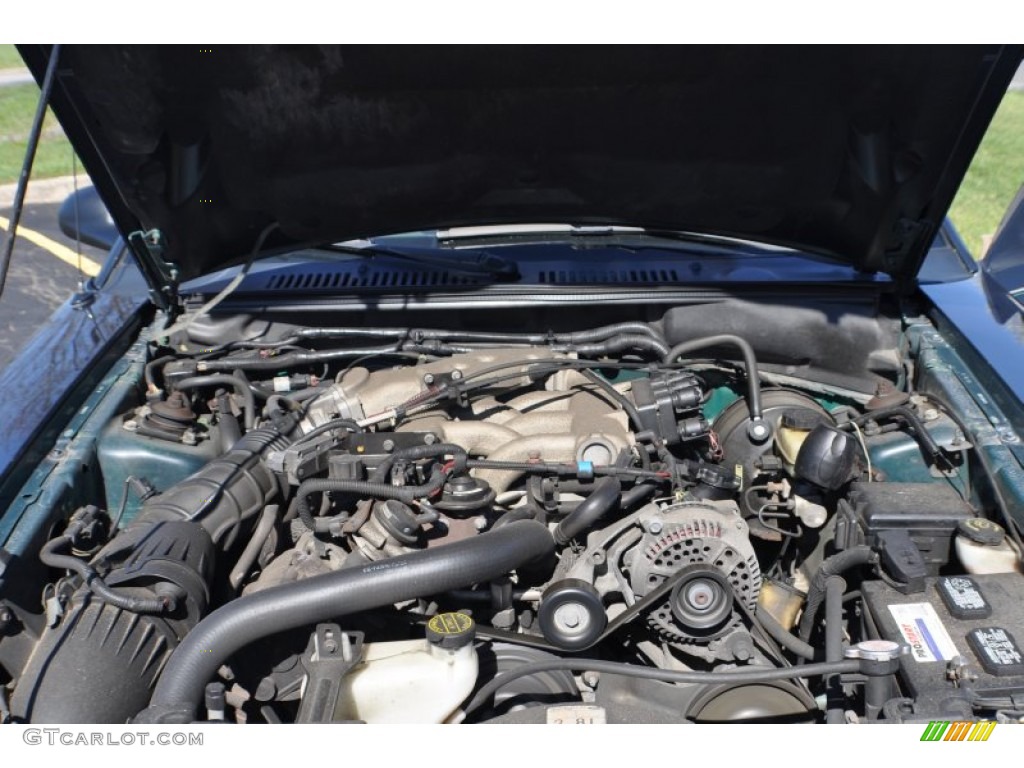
[955,518,1023,575]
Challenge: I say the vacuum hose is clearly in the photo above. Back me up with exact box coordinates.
[139,519,555,722]
[553,476,621,545]
[797,546,876,642]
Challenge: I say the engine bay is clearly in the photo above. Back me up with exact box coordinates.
[3,299,1024,725]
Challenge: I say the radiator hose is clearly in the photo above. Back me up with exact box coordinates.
[138,519,555,722]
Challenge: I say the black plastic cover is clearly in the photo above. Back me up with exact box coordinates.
[875,529,928,594]
[838,482,972,572]
[794,424,859,490]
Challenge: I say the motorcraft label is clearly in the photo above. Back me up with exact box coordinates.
[888,602,958,663]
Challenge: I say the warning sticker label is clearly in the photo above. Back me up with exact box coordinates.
[967,627,1024,677]
[937,576,991,619]
[888,602,959,663]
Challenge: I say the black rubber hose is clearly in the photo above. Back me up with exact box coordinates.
[849,406,945,465]
[142,520,556,720]
[293,444,469,532]
[663,334,762,421]
[215,394,242,454]
[370,443,468,482]
[292,418,361,447]
[175,375,256,430]
[144,355,176,392]
[561,333,671,360]
[491,505,539,530]
[755,606,816,661]
[824,576,847,724]
[621,482,657,510]
[196,346,414,372]
[797,546,877,642]
[294,469,449,532]
[554,476,621,545]
[464,657,862,719]
[579,369,646,434]
[466,459,664,480]
[40,538,170,614]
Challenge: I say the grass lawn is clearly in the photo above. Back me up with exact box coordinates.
[949,90,1024,258]
[0,44,23,70]
[0,83,76,185]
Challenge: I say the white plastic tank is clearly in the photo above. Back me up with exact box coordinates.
[333,612,479,723]
[955,518,1023,575]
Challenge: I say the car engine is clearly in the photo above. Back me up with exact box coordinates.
[3,305,1023,726]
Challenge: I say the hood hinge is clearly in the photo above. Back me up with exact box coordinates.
[127,229,180,314]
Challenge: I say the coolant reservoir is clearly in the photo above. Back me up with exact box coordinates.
[333,612,478,723]
[955,518,1023,575]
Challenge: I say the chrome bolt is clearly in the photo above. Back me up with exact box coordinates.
[423,373,435,385]
[647,519,664,535]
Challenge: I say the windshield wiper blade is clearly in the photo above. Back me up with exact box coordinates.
[319,243,520,281]
[436,223,787,255]
[436,224,849,266]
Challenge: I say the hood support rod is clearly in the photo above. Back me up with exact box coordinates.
[0,44,62,300]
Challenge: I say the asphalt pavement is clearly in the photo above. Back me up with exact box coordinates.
[0,178,107,371]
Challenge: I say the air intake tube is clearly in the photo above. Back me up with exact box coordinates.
[138,424,290,549]
[138,519,556,723]
[11,423,291,724]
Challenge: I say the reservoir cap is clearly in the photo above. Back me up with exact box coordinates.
[426,612,475,649]
[958,517,1006,547]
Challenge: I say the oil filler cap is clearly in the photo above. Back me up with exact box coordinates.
[426,612,476,649]
[958,517,1006,547]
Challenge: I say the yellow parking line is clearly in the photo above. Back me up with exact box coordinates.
[0,214,102,277]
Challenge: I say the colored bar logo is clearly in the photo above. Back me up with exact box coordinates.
[920,721,996,741]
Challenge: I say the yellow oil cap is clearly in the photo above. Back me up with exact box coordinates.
[426,612,475,649]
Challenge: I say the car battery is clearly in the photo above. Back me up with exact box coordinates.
[863,573,1024,713]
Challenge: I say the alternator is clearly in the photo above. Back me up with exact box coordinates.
[628,501,760,644]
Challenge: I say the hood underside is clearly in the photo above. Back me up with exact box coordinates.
[19,44,1024,284]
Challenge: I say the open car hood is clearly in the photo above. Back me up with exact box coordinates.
[19,44,1024,288]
